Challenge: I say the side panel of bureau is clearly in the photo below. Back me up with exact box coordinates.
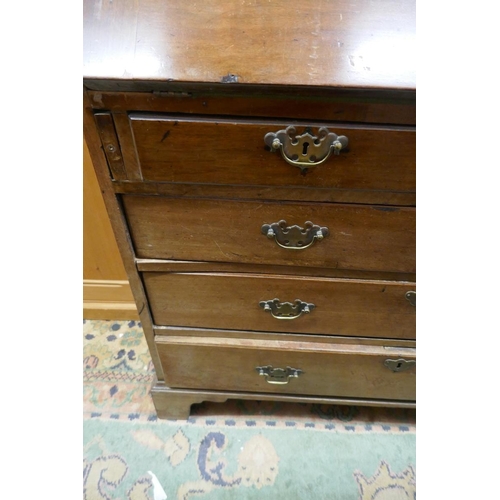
[83,91,165,379]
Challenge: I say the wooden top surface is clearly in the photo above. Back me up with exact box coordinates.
[83,0,415,91]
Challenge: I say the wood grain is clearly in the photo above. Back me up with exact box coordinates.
[122,196,416,273]
[153,326,416,348]
[83,279,139,320]
[87,89,416,126]
[155,335,416,401]
[94,113,127,180]
[111,112,143,180]
[154,325,416,349]
[151,381,416,420]
[114,180,416,208]
[128,116,415,195]
[136,259,416,283]
[143,272,416,339]
[151,383,212,420]
[83,279,135,302]
[84,301,139,320]
[83,0,415,90]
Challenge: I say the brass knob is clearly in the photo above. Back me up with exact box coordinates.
[271,138,282,150]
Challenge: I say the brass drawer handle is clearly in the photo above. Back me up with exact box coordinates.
[405,291,416,307]
[256,365,304,384]
[259,298,315,319]
[261,220,329,250]
[264,125,348,172]
[384,359,416,373]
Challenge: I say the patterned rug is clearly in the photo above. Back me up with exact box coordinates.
[83,320,416,499]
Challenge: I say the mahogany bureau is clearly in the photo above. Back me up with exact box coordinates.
[83,0,416,418]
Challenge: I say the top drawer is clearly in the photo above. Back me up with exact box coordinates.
[125,115,415,195]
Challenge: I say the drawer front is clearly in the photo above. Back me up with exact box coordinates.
[129,116,415,194]
[123,196,415,273]
[143,272,416,339]
[156,336,416,401]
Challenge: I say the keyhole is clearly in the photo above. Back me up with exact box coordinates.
[302,142,309,156]
[397,362,403,370]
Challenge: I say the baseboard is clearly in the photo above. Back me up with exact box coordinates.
[83,279,139,320]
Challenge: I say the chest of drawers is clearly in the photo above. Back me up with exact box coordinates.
[84,0,416,418]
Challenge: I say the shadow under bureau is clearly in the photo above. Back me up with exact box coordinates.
[83,0,416,419]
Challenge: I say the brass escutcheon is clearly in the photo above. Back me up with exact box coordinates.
[405,291,416,307]
[255,365,304,384]
[264,125,348,172]
[384,358,416,373]
[262,220,329,250]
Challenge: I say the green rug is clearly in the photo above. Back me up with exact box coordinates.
[83,320,416,499]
